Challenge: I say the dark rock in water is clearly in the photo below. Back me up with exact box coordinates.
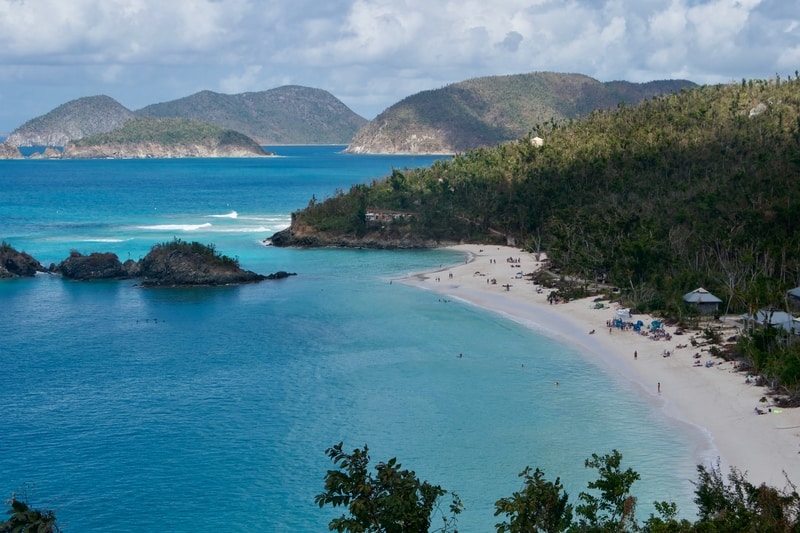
[56,251,130,280]
[265,271,296,280]
[137,239,266,287]
[123,259,141,278]
[0,242,46,277]
[6,239,294,287]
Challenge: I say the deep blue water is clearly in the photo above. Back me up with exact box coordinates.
[1,147,700,532]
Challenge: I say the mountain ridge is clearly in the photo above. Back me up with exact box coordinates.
[346,72,697,154]
[135,86,367,144]
[5,74,696,152]
[6,86,366,147]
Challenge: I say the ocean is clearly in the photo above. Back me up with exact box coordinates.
[0,146,702,532]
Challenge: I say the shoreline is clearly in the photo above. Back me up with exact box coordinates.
[397,244,800,490]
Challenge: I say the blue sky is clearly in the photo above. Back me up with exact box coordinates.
[0,0,797,132]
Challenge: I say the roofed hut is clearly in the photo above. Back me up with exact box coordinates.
[683,287,723,315]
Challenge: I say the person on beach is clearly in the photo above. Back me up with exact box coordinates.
[634,350,637,360]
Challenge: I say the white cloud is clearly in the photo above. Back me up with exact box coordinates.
[0,0,796,131]
[220,66,264,94]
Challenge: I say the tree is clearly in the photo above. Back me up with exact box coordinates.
[494,466,573,533]
[693,461,800,532]
[574,450,640,532]
[1,496,60,533]
[315,442,462,533]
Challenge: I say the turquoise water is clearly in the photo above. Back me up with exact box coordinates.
[0,147,700,532]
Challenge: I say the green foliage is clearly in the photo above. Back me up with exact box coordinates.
[70,117,263,152]
[494,466,573,533]
[315,442,462,533]
[574,450,641,532]
[151,238,239,268]
[1,496,60,533]
[692,461,800,532]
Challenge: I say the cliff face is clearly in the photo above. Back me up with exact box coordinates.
[7,95,134,147]
[61,140,269,159]
[345,125,452,155]
[0,142,23,159]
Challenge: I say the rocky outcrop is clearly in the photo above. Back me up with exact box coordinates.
[0,243,46,277]
[137,241,267,286]
[55,251,133,280]
[0,142,23,159]
[37,240,294,286]
[29,147,62,159]
[268,219,445,249]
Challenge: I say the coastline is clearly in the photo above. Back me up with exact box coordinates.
[398,244,800,490]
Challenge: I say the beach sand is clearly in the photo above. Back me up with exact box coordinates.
[398,244,800,490]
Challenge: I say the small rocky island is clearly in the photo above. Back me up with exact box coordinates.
[61,117,272,159]
[0,241,46,277]
[1,240,294,287]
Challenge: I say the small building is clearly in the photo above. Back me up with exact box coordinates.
[741,309,799,335]
[364,209,412,223]
[683,287,723,315]
[531,136,544,147]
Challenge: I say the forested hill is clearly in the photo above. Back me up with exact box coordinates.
[346,72,696,154]
[275,76,800,313]
[61,118,270,158]
[135,86,367,144]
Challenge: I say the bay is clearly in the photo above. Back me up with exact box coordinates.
[0,146,699,532]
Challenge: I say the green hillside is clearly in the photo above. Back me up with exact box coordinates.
[68,117,252,146]
[135,86,367,144]
[347,72,696,153]
[63,117,269,158]
[283,76,800,308]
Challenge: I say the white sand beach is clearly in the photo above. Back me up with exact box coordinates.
[399,244,800,489]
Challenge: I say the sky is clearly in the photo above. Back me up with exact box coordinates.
[1,0,798,132]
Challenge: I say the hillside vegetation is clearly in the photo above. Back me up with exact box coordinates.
[346,72,695,153]
[62,118,269,158]
[136,86,367,144]
[279,75,800,394]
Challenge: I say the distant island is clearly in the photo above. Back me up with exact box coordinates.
[2,73,697,155]
[6,86,366,148]
[61,117,271,159]
[346,72,696,154]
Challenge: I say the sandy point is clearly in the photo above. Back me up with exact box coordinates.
[397,243,800,489]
